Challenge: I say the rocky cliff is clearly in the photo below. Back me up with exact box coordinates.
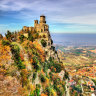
[0,16,69,96]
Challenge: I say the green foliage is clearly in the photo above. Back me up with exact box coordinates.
[49,72,53,80]
[39,74,46,83]
[44,87,53,96]
[53,85,63,96]
[28,32,39,41]
[32,49,39,56]
[32,56,40,71]
[41,39,47,47]
[2,40,10,46]
[11,44,25,69]
[28,32,34,42]
[19,35,25,42]
[32,72,37,82]
[20,74,27,86]
[17,61,25,69]
[53,78,65,95]
[36,84,41,89]
[72,85,82,93]
[29,84,40,96]
[54,63,62,73]
[43,62,48,73]
[49,57,53,61]
[5,30,12,41]
[36,84,40,96]
[92,79,96,85]
[63,71,69,80]
[25,46,28,50]
[47,59,62,73]
[34,33,39,39]
[11,44,20,54]
[54,78,60,85]
[62,83,66,91]
[51,46,55,51]
[75,92,78,96]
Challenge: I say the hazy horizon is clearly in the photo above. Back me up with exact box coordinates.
[51,33,96,47]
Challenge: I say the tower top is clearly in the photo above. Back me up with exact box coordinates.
[40,15,46,24]
[40,15,45,17]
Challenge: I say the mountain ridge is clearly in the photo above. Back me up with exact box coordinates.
[0,15,69,96]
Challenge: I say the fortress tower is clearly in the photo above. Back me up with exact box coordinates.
[34,20,38,27]
[21,15,49,38]
[40,15,46,24]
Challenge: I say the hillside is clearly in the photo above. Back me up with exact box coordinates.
[0,16,69,96]
[57,46,96,95]
[57,46,96,78]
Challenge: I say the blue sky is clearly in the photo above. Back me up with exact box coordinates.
[0,0,96,35]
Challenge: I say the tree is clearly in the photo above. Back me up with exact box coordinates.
[11,44,25,69]
[39,74,46,83]
[5,30,12,41]
[41,39,47,47]
[19,35,25,42]
[0,34,3,40]
[2,40,10,46]
[28,33,34,42]
[51,39,53,44]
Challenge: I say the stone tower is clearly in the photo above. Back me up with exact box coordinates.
[34,20,38,27]
[40,15,46,24]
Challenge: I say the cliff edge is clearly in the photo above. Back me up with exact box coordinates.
[0,16,69,96]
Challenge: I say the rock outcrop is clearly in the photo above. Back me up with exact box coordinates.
[0,15,69,96]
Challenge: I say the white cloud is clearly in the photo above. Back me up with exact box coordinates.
[48,14,96,25]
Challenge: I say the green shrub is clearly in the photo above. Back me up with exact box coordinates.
[28,33,34,42]
[35,33,39,39]
[5,30,12,41]
[49,57,53,62]
[39,74,46,83]
[41,39,47,47]
[45,87,52,96]
[19,35,25,42]
[36,84,41,89]
[25,46,28,50]
[92,79,96,85]
[30,84,40,96]
[32,57,40,71]
[54,78,60,85]
[2,40,10,46]
[75,92,78,96]
[54,63,62,73]
[11,44,25,69]
[11,44,20,54]
[17,61,26,69]
[51,46,55,51]
[43,62,48,72]
[54,85,63,96]
[32,72,37,82]
[36,84,41,96]
[63,71,69,80]
[47,59,62,73]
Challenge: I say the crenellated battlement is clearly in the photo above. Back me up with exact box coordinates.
[22,15,49,40]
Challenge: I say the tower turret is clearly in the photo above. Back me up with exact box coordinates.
[34,20,38,27]
[40,15,46,24]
